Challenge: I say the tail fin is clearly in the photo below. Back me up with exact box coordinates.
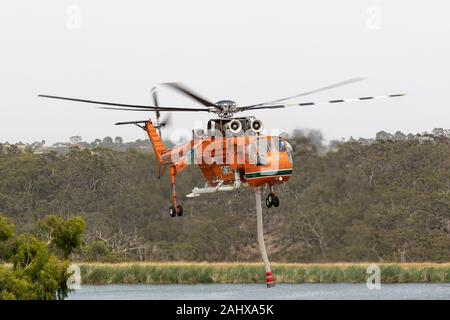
[145,120,166,163]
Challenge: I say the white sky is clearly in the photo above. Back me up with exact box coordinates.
[0,0,449,144]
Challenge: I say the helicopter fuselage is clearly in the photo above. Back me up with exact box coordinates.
[146,118,293,206]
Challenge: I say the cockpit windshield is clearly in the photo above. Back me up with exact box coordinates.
[282,140,293,163]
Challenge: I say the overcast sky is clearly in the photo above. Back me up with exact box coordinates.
[1,0,449,144]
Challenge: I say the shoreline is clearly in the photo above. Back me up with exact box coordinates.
[76,262,450,285]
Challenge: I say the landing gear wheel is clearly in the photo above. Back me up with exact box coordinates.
[169,206,176,218]
[176,205,184,217]
[272,196,280,207]
[265,193,275,208]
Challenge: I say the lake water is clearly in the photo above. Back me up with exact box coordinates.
[68,283,450,300]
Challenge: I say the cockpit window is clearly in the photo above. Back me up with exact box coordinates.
[279,140,287,152]
[284,140,293,163]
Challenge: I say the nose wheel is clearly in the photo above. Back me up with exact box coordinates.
[265,193,280,208]
[169,205,183,217]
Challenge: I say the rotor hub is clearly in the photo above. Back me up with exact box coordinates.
[215,100,237,118]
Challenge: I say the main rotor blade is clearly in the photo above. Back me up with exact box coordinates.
[161,82,221,109]
[151,87,161,122]
[98,106,209,112]
[239,93,406,111]
[244,77,366,108]
[159,113,173,127]
[115,120,149,125]
[38,94,208,111]
[151,87,159,107]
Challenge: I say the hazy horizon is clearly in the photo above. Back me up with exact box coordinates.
[1,1,449,144]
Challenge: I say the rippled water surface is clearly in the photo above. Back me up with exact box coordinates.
[68,283,450,300]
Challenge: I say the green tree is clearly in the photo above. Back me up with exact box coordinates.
[0,214,14,241]
[0,213,80,300]
[39,215,86,258]
[9,235,70,299]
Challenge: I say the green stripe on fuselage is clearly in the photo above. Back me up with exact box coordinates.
[244,169,293,179]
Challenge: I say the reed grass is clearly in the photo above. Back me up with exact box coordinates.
[77,262,450,285]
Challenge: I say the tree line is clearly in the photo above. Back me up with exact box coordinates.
[0,130,449,263]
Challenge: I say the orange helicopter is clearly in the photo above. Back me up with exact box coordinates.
[39,78,405,217]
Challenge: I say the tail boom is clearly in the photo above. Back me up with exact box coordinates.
[145,120,166,163]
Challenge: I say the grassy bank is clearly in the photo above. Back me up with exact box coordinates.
[78,262,450,285]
